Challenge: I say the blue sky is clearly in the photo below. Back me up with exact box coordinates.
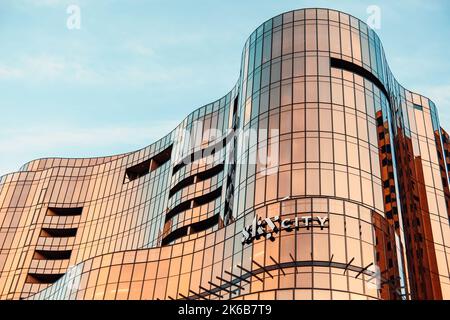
[0,0,449,176]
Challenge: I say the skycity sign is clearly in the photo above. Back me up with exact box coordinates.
[241,215,329,244]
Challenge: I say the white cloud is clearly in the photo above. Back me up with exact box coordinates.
[23,55,66,78]
[0,65,23,79]
[0,54,104,84]
[0,123,178,153]
[22,0,63,7]
[0,121,179,175]
[121,64,193,85]
[71,62,103,83]
[0,52,194,85]
[125,42,155,57]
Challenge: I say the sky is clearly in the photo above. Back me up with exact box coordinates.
[0,0,449,176]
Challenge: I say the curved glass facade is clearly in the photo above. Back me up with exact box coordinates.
[0,8,449,300]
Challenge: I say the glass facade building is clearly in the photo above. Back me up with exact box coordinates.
[0,8,449,300]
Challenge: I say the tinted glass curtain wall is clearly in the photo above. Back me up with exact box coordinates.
[0,8,449,300]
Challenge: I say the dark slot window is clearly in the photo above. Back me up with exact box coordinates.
[40,228,78,238]
[47,207,83,216]
[168,176,195,198]
[26,273,64,284]
[193,187,222,206]
[33,250,72,260]
[162,214,220,246]
[151,145,173,170]
[197,163,224,182]
[165,187,222,222]
[413,104,423,111]
[172,162,185,175]
[125,159,151,182]
[161,226,188,246]
[190,213,220,233]
[330,57,389,98]
[165,201,192,222]
[125,145,172,182]
[168,163,224,198]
